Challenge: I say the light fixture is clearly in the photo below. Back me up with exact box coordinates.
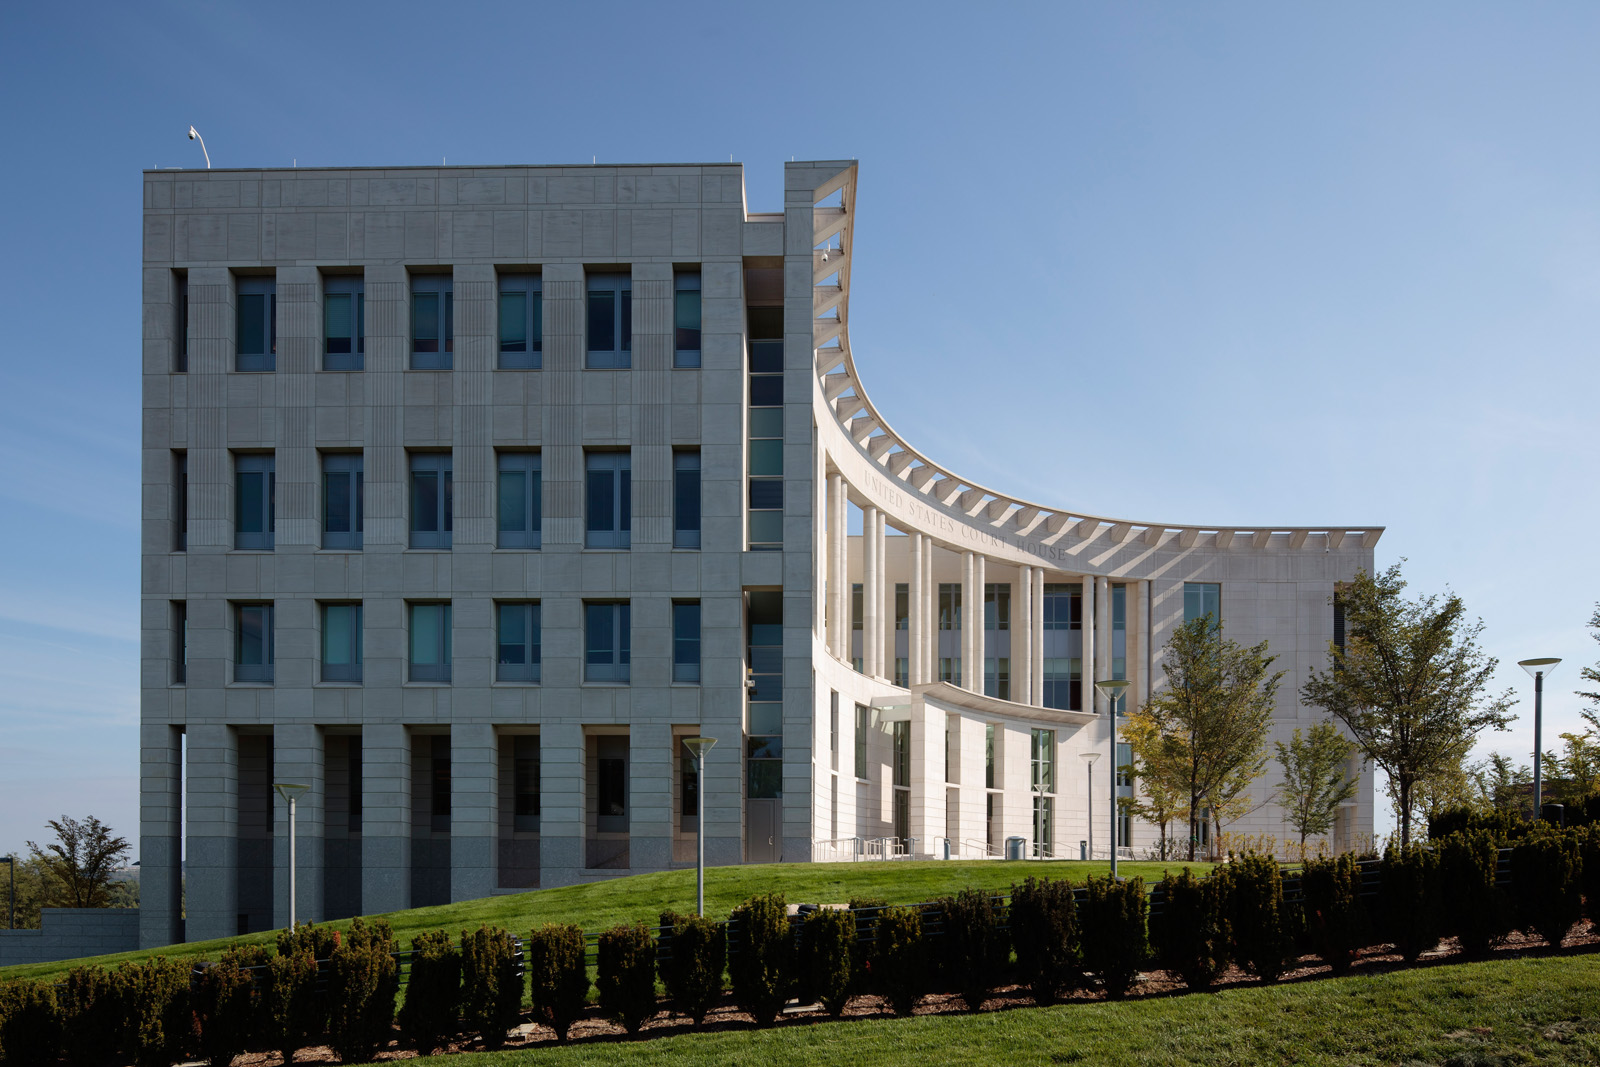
[273,783,309,928]
[682,738,718,915]
[187,126,210,169]
[1079,751,1101,860]
[1094,678,1132,880]
[1517,659,1561,817]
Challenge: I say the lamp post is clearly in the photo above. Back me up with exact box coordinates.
[1079,752,1101,860]
[682,737,717,916]
[272,783,309,930]
[187,126,210,168]
[1095,679,1132,881]
[1517,659,1561,817]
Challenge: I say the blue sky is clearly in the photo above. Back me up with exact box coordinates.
[1,2,1596,858]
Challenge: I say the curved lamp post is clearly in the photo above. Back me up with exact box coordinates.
[1517,658,1561,817]
[273,783,309,929]
[187,126,210,169]
[682,737,717,915]
[1094,678,1132,881]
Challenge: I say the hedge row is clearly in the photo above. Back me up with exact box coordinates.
[5,825,1599,1064]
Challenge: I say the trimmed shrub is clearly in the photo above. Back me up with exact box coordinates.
[728,893,792,1026]
[327,917,400,1064]
[461,925,523,1050]
[1152,867,1227,990]
[1220,855,1294,982]
[195,945,268,1067]
[1009,876,1078,1005]
[935,888,1007,1012]
[798,907,856,1017]
[1380,842,1442,962]
[0,979,63,1067]
[1080,875,1147,999]
[1439,830,1512,959]
[872,905,926,1017]
[659,911,725,1025]
[1301,854,1368,974]
[527,923,589,1041]
[1581,827,1600,929]
[597,922,659,1034]
[1511,829,1583,946]
[264,945,322,1066]
[398,930,461,1053]
[1429,806,1529,843]
[60,965,123,1067]
[114,957,194,1067]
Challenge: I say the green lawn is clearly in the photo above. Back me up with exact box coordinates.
[394,952,1600,1067]
[0,859,1196,984]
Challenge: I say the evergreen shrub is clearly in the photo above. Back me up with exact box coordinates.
[526,923,589,1041]
[1301,854,1368,974]
[1152,867,1227,990]
[0,978,62,1067]
[798,907,856,1017]
[934,887,1007,1012]
[60,964,123,1067]
[327,917,400,1064]
[728,893,792,1026]
[1380,842,1442,962]
[1510,829,1583,946]
[460,925,522,1049]
[1009,876,1078,1004]
[116,957,194,1067]
[1080,875,1147,999]
[658,911,725,1025]
[872,905,926,1017]
[398,929,461,1053]
[597,922,658,1034]
[1439,831,1512,959]
[1220,855,1294,982]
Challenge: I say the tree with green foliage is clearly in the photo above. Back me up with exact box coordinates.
[1126,615,1283,861]
[25,815,130,909]
[1579,603,1600,714]
[1275,721,1360,851]
[0,854,56,929]
[1301,563,1516,848]
[1471,752,1533,816]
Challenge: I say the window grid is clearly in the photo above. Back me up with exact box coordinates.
[410,275,454,370]
[235,277,276,372]
[586,273,632,368]
[513,735,540,831]
[320,602,363,683]
[233,602,274,684]
[496,602,541,683]
[234,454,275,551]
[408,602,452,683]
[585,451,631,549]
[746,337,783,550]
[584,602,631,683]
[496,452,541,549]
[173,451,187,552]
[409,453,453,549]
[673,601,701,684]
[673,450,701,549]
[498,274,543,370]
[1184,582,1221,625]
[323,276,365,371]
[674,270,701,367]
[172,601,187,685]
[322,453,364,550]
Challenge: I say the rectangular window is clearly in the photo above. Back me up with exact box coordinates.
[1117,741,1133,789]
[855,703,870,779]
[598,754,626,817]
[430,736,452,831]
[939,584,962,630]
[498,273,542,369]
[236,276,276,372]
[172,600,187,685]
[940,657,962,687]
[409,602,452,683]
[895,583,909,630]
[323,276,365,371]
[409,453,453,549]
[747,336,783,549]
[1032,728,1056,794]
[830,691,839,773]
[321,603,363,683]
[173,451,187,551]
[496,452,541,549]
[174,273,188,372]
[513,735,539,831]
[496,602,541,683]
[322,453,363,550]
[746,592,784,799]
[1184,582,1221,624]
[1042,657,1082,712]
[233,602,274,683]
[985,583,1011,630]
[985,723,995,790]
[1333,585,1347,650]
[411,274,454,370]
[681,745,700,822]
[892,721,910,789]
[585,451,631,549]
[894,657,909,688]
[1112,583,1127,681]
[673,601,701,684]
[584,602,631,683]
[674,450,701,549]
[586,272,632,368]
[985,657,1010,701]
[1043,583,1080,630]
[674,270,701,367]
[234,454,275,551]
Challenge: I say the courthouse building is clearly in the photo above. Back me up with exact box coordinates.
[139,159,1379,947]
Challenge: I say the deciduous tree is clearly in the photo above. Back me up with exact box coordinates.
[1274,721,1359,851]
[26,815,131,909]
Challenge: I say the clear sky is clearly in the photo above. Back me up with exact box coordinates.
[1,2,1596,860]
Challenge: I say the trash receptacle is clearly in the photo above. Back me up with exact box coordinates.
[1080,840,1088,861]
[1005,836,1027,861]
[1542,803,1566,827]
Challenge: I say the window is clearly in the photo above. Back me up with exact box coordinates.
[895,584,909,630]
[409,453,452,549]
[498,274,542,369]
[892,720,910,842]
[172,601,187,685]
[673,451,700,549]
[321,603,362,683]
[497,452,541,549]
[1112,583,1127,680]
[985,657,1010,701]
[747,340,783,549]
[673,601,701,684]
[1032,728,1056,859]
[855,703,870,779]
[830,691,839,773]
[585,452,631,549]
[322,453,363,550]
[173,451,187,551]
[586,273,632,368]
[895,657,909,688]
[1184,582,1221,625]
[233,602,274,683]
[584,602,631,683]
[985,723,995,789]
[409,602,452,682]
[940,657,962,687]
[234,454,275,550]
[680,743,699,824]
[985,583,1010,630]
[513,735,539,831]
[236,276,276,372]
[598,752,626,817]
[1042,657,1081,712]
[496,602,541,683]
[1333,586,1347,650]
[411,274,453,370]
[674,270,701,367]
[939,584,962,630]
[430,736,452,831]
[1042,583,1080,630]
[175,273,188,373]
[323,276,364,371]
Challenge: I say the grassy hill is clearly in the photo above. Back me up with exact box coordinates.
[0,859,1194,983]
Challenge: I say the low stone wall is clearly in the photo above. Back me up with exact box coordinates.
[0,907,141,966]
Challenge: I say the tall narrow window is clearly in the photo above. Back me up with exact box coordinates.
[173,450,187,551]
[746,591,784,799]
[855,703,870,779]
[411,275,454,370]
[1112,583,1127,681]
[321,603,363,683]
[172,601,187,685]
[673,601,701,684]
[674,270,701,367]
[586,273,632,368]
[1184,582,1221,625]
[1031,727,1056,858]
[746,340,783,549]
[939,584,962,630]
[409,602,452,683]
[681,744,700,828]
[498,273,542,370]
[234,454,275,551]
[175,273,188,373]
[895,584,909,630]
[513,735,540,831]
[673,450,701,549]
[830,691,840,773]
[430,736,452,831]
[409,453,453,549]
[585,451,631,549]
[236,276,276,372]
[985,723,996,789]
[584,602,631,683]
[323,276,365,371]
[892,721,910,843]
[322,453,363,550]
[497,452,541,549]
[233,602,274,683]
[496,602,541,683]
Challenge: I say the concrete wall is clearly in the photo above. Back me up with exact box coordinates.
[0,909,141,967]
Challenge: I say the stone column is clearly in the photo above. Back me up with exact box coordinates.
[1030,568,1045,705]
[1134,580,1150,712]
[863,505,881,678]
[630,722,674,871]
[1016,565,1034,705]
[185,723,237,943]
[877,513,890,677]
[361,722,411,915]
[539,721,585,886]
[1097,576,1114,689]
[909,533,925,684]
[139,724,183,948]
[908,699,945,855]
[450,723,498,902]
[273,723,325,928]
[1081,577,1096,714]
[963,552,984,693]
[923,538,936,682]
[828,474,846,657]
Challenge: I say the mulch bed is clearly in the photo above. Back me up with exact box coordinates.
[223,923,1600,1065]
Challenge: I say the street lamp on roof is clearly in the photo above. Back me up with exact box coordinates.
[1094,678,1132,881]
[1517,659,1561,818]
